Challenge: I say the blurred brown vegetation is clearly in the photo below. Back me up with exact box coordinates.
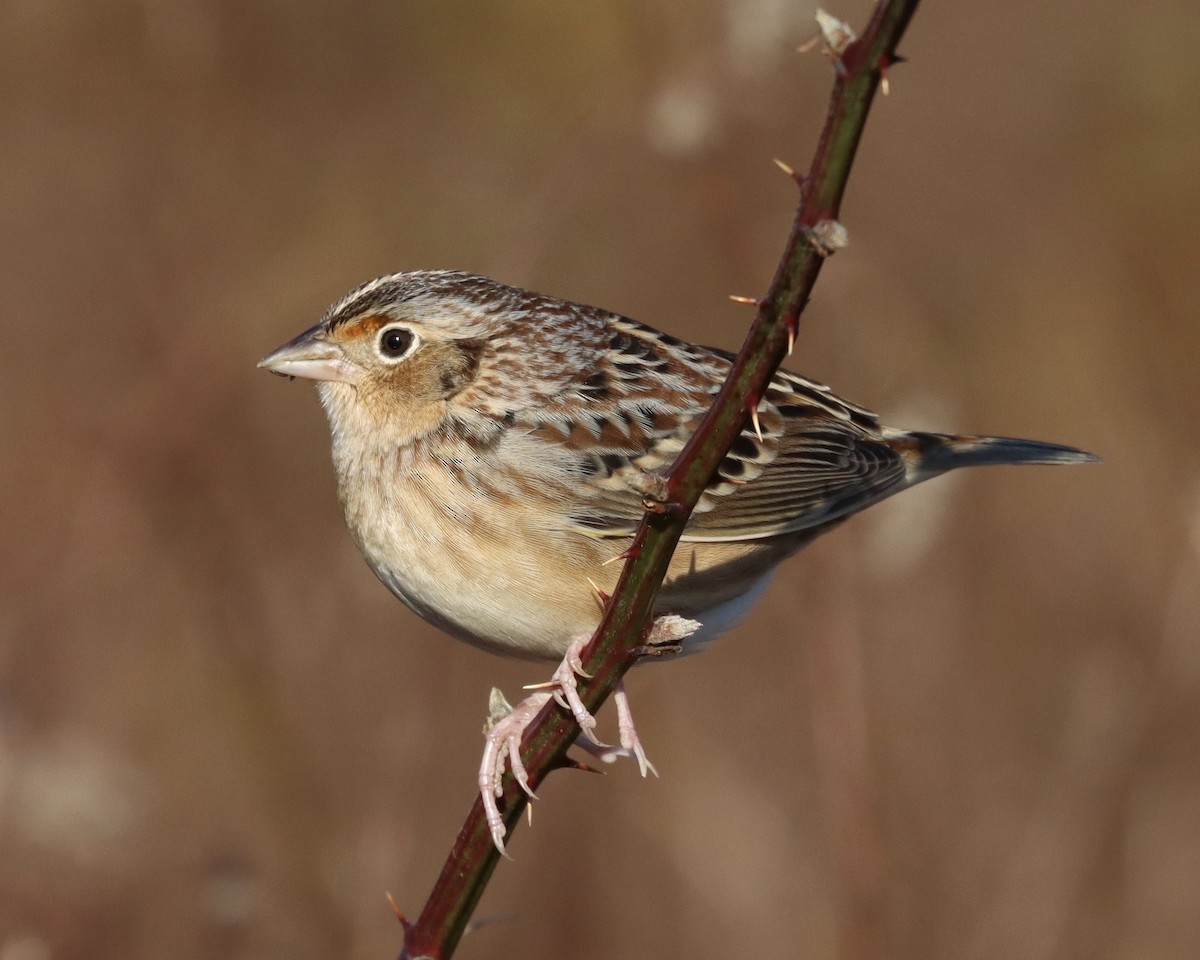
[1,2,1197,959]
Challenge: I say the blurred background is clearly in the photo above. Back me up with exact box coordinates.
[2,1,1197,958]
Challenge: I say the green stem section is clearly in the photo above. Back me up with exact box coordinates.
[401,3,920,957]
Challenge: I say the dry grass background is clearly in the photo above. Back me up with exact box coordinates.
[1,2,1197,958]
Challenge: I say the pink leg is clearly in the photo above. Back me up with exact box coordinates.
[614,680,658,777]
[479,691,550,857]
[479,634,604,855]
[574,679,658,777]
[479,617,698,854]
[543,633,606,745]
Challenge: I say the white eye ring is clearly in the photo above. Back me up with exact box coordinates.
[375,324,419,363]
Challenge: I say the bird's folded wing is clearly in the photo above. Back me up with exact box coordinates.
[567,421,907,542]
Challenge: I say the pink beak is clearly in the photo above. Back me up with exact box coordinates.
[258,326,363,384]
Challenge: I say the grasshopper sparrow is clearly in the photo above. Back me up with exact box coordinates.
[260,270,1097,851]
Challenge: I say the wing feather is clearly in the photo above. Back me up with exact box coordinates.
[520,313,910,543]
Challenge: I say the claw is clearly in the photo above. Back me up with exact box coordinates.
[574,681,658,777]
[552,636,607,745]
[614,681,658,777]
[479,690,552,855]
[476,618,698,856]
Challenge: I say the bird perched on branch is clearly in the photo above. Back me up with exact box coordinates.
[260,270,1097,852]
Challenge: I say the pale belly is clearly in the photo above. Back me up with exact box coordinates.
[342,465,608,659]
[338,457,796,661]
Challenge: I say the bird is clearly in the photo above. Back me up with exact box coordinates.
[259,269,1097,852]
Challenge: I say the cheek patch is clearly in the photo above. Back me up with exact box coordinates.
[438,339,485,398]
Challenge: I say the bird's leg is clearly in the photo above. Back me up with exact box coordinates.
[545,633,606,745]
[479,633,605,853]
[479,681,650,855]
[479,687,551,857]
[479,616,700,853]
[519,614,701,776]
[574,679,658,777]
[613,681,655,776]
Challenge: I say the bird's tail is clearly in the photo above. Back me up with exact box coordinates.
[894,431,1101,477]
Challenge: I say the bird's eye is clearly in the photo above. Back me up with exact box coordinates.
[377,325,417,362]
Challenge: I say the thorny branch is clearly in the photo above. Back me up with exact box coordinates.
[400,3,921,957]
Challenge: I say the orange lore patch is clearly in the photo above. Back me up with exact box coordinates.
[333,313,391,340]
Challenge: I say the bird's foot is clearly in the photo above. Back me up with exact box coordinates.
[479,687,551,857]
[479,634,601,854]
[479,617,700,854]
[574,680,658,777]
[542,633,606,745]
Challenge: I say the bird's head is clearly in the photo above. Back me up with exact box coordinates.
[258,270,606,450]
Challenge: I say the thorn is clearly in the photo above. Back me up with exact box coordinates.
[773,157,807,190]
[785,314,798,355]
[526,804,534,828]
[747,394,764,443]
[463,912,519,936]
[643,497,686,519]
[555,754,604,774]
[728,294,762,306]
[523,679,557,691]
[601,544,640,567]
[796,32,821,55]
[878,54,906,96]
[642,496,669,515]
[386,892,406,927]
[585,577,610,605]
